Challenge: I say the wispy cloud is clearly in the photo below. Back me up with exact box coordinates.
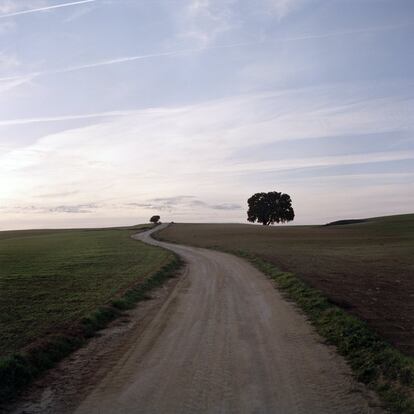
[214,151,414,174]
[0,0,97,19]
[36,190,79,198]
[1,83,412,226]
[0,42,254,83]
[126,197,241,212]
[129,196,200,211]
[48,203,98,213]
[0,109,139,126]
[1,85,412,145]
[0,76,33,93]
[179,0,237,47]
[267,0,309,20]
[0,22,409,85]
[2,202,99,214]
[141,196,196,211]
[210,203,241,210]
[0,51,19,70]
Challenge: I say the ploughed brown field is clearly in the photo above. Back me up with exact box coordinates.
[158,214,414,356]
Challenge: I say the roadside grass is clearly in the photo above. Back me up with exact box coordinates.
[241,253,414,414]
[0,225,182,403]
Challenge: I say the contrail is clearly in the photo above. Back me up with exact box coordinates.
[0,42,257,83]
[0,109,139,126]
[0,0,96,18]
[0,22,410,84]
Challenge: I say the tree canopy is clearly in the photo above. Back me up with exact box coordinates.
[150,215,160,224]
[247,192,294,225]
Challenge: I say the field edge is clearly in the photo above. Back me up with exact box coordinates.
[0,246,184,405]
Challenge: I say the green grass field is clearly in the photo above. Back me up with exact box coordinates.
[159,214,414,357]
[0,225,172,358]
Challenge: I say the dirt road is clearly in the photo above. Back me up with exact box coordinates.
[74,225,382,413]
[10,225,383,413]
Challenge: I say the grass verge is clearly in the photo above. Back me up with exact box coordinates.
[0,253,183,405]
[237,251,414,414]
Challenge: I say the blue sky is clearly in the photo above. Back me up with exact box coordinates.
[0,0,413,229]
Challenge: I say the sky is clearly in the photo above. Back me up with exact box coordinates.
[0,0,413,229]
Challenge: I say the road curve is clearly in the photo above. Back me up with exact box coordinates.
[74,225,382,414]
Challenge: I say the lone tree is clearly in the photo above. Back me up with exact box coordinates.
[247,191,294,225]
[150,215,160,224]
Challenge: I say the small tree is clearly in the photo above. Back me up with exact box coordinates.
[150,215,160,224]
[247,191,294,225]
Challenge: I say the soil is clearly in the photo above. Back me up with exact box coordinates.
[159,218,414,356]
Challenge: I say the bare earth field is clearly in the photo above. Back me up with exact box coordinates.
[158,214,414,356]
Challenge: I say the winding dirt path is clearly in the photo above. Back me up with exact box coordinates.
[75,225,382,413]
[10,225,383,413]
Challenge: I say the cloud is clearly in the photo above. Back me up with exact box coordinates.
[1,83,412,225]
[0,0,97,19]
[0,1,45,14]
[3,202,99,214]
[126,197,241,212]
[212,150,414,175]
[63,1,96,22]
[210,203,241,210]
[132,196,197,211]
[0,109,139,126]
[179,0,237,47]
[128,196,203,211]
[36,190,79,198]
[267,0,309,19]
[48,203,98,213]
[0,21,408,86]
[0,51,20,72]
[0,41,256,84]
[2,85,412,149]
[0,76,32,93]
[151,196,194,203]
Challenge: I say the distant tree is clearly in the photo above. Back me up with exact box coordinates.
[150,215,161,224]
[247,191,294,225]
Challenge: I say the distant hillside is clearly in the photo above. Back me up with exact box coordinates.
[325,219,367,226]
